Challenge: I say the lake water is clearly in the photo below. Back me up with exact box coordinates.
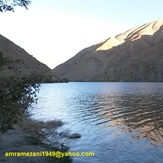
[29,82,163,163]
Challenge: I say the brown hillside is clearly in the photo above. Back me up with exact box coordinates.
[53,20,163,82]
[0,34,61,82]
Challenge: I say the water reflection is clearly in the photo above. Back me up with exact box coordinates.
[30,83,163,162]
[114,94,163,144]
[73,93,163,144]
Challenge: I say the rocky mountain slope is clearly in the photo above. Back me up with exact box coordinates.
[0,34,61,82]
[53,20,163,82]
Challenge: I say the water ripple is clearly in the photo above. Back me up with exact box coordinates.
[30,82,163,157]
[68,92,163,144]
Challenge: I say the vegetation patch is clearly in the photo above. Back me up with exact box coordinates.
[0,75,40,132]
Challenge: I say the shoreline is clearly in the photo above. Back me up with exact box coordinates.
[0,116,72,163]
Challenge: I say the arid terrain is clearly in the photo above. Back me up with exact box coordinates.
[0,34,61,82]
[53,20,163,82]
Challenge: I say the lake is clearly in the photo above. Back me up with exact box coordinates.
[29,82,163,163]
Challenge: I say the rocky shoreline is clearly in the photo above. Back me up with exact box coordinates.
[0,116,72,163]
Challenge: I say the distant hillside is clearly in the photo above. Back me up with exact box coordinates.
[53,20,163,82]
[0,34,62,82]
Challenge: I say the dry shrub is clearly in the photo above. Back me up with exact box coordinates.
[18,116,63,137]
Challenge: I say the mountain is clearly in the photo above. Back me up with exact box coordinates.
[53,20,163,82]
[0,34,61,82]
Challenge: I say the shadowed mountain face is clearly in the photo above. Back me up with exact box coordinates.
[0,34,61,82]
[53,20,163,82]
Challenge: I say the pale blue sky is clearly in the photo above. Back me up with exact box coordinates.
[33,0,163,25]
[0,0,162,68]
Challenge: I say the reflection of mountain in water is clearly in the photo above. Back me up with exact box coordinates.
[105,94,163,144]
[74,92,163,144]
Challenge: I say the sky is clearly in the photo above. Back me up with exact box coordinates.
[0,0,163,69]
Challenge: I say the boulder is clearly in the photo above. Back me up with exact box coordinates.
[68,133,81,139]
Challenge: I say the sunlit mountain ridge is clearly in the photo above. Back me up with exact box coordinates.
[53,20,163,82]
